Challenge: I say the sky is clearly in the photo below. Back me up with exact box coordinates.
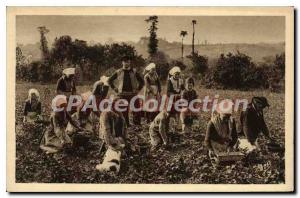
[16,15,285,45]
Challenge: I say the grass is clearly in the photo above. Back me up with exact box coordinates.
[15,82,285,184]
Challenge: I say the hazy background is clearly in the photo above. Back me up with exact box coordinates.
[17,15,285,45]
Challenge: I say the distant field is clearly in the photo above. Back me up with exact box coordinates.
[15,82,285,184]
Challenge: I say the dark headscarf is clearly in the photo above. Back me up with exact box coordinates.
[252,97,270,109]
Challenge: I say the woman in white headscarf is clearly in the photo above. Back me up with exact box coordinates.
[167,66,184,97]
[143,63,161,122]
[92,76,110,112]
[56,68,77,99]
[40,95,84,154]
[23,88,42,123]
[205,100,238,159]
[166,66,185,129]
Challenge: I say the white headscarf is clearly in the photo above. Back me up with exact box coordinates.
[145,63,156,72]
[169,66,181,76]
[28,88,40,103]
[52,95,67,109]
[63,68,76,77]
[100,75,109,86]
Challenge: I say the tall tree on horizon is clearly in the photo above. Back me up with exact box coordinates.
[145,16,159,58]
[37,26,50,60]
[180,31,188,60]
[192,20,197,55]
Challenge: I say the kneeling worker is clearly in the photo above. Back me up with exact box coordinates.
[149,110,172,150]
[205,100,238,158]
[96,98,127,173]
[240,96,274,151]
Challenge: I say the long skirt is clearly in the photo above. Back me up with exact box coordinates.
[144,86,161,123]
[40,126,72,153]
[25,112,39,123]
[66,120,93,135]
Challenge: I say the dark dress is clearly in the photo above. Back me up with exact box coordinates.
[24,99,41,116]
[240,104,270,145]
[56,76,76,96]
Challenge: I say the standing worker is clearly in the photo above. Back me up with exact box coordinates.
[56,67,77,99]
[143,63,161,123]
[108,55,144,126]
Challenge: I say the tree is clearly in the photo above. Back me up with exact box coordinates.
[191,20,197,55]
[16,47,26,80]
[145,16,159,57]
[212,52,256,89]
[21,34,146,82]
[28,61,40,82]
[37,26,50,60]
[187,53,208,76]
[180,31,188,60]
[51,35,73,64]
[274,52,285,78]
[149,51,170,80]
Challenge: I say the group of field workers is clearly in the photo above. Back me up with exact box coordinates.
[23,55,276,173]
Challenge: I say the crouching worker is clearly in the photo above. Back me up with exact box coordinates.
[40,95,84,154]
[149,110,171,150]
[96,99,127,173]
[180,77,198,133]
[23,88,42,123]
[66,91,95,141]
[239,97,274,151]
[205,100,238,159]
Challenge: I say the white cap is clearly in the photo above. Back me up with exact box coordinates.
[145,63,156,72]
[63,68,76,76]
[28,88,40,101]
[100,75,109,86]
[54,95,67,108]
[169,66,181,76]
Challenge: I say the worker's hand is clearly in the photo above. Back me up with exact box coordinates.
[23,117,27,123]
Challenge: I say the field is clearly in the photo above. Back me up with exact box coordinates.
[15,82,285,184]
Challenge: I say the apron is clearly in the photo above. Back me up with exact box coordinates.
[26,112,39,123]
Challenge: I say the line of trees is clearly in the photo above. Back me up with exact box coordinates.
[17,35,145,83]
[16,17,285,91]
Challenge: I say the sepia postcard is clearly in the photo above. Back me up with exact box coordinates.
[7,7,294,192]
